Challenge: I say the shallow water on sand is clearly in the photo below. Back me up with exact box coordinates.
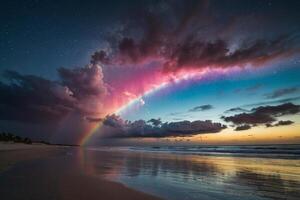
[81,146,300,200]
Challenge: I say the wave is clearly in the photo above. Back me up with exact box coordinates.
[127,144,300,158]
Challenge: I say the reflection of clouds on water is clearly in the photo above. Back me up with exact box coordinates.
[123,152,219,179]
[233,170,300,200]
[79,149,125,178]
[80,149,300,200]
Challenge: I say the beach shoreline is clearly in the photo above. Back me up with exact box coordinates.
[0,143,162,200]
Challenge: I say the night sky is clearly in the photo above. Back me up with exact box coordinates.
[1,0,300,145]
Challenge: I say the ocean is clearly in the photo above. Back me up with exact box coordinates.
[83,144,300,200]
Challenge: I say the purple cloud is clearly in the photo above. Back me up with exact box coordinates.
[235,124,251,131]
[101,115,227,138]
[266,120,294,127]
[90,0,300,73]
[0,64,107,123]
[222,103,300,128]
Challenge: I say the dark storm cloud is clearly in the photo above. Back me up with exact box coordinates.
[0,64,107,123]
[264,87,300,99]
[222,103,300,127]
[253,103,300,116]
[90,0,300,72]
[101,115,226,138]
[57,64,107,115]
[266,120,294,128]
[189,104,213,112]
[222,112,276,125]
[274,120,294,126]
[234,124,251,131]
[163,35,297,72]
[95,33,298,72]
[0,70,75,123]
[102,114,123,128]
[91,50,110,65]
[58,64,106,100]
[147,118,162,126]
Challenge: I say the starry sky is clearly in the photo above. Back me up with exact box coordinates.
[1,0,300,145]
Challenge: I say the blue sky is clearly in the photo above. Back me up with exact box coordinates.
[121,60,300,123]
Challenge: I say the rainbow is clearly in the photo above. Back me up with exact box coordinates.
[79,122,104,146]
[79,67,237,146]
[79,81,169,146]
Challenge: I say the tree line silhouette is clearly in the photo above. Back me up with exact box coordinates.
[0,132,32,144]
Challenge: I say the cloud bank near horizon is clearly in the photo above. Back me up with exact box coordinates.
[222,103,300,131]
[99,114,226,138]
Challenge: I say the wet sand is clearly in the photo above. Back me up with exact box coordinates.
[0,143,161,200]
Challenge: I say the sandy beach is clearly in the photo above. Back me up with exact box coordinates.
[0,143,161,200]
